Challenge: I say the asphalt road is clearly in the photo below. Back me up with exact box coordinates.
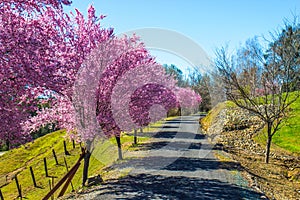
[67,115,266,200]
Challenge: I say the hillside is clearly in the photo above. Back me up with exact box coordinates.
[201,95,300,155]
[0,116,173,199]
[0,130,152,199]
[257,93,300,153]
[200,97,300,199]
[0,130,107,199]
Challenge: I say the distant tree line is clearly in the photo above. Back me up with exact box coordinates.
[164,19,299,163]
[214,20,299,163]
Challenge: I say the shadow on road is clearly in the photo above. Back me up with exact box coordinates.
[88,174,264,200]
[165,120,196,124]
[76,116,266,199]
[113,156,243,172]
[139,141,203,150]
[152,131,205,139]
[164,157,243,171]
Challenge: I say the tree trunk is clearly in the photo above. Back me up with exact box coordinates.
[140,128,143,133]
[82,140,92,186]
[6,139,10,150]
[265,122,272,164]
[115,136,123,160]
[133,129,137,145]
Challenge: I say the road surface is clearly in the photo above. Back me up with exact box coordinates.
[67,115,266,199]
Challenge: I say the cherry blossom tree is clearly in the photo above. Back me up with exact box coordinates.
[129,83,178,144]
[0,0,112,148]
[95,36,165,160]
[25,36,162,184]
[13,1,202,185]
[110,62,179,146]
[175,87,202,115]
[0,0,70,148]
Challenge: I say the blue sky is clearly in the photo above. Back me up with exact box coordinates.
[64,0,299,73]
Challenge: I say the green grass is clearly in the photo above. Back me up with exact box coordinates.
[0,130,104,199]
[0,131,141,199]
[0,116,173,199]
[273,93,300,153]
[254,93,300,154]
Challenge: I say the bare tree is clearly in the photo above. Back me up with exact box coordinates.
[209,69,227,107]
[215,24,300,163]
[189,71,212,112]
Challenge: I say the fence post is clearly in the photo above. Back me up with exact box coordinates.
[63,157,74,191]
[29,166,37,187]
[44,158,49,177]
[51,177,54,200]
[19,185,22,200]
[52,149,59,165]
[0,189,4,200]
[14,175,22,198]
[48,180,52,200]
[63,141,70,155]
[63,157,69,170]
[48,179,51,191]
[58,162,80,197]
[43,149,85,200]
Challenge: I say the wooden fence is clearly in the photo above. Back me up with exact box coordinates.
[0,140,83,200]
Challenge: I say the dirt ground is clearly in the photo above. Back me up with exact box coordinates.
[213,135,300,200]
[201,106,300,200]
